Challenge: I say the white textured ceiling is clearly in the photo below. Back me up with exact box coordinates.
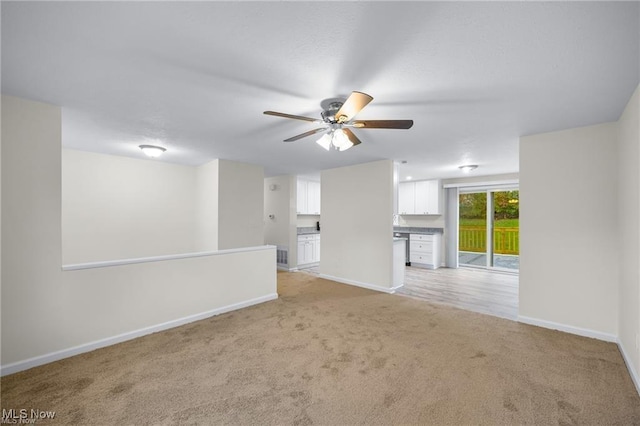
[2,2,638,180]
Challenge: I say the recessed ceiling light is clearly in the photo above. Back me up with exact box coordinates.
[406,176,413,180]
[139,144,166,158]
[459,165,478,173]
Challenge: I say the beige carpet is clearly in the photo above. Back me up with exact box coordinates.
[2,271,639,425]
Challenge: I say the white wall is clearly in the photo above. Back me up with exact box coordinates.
[617,84,640,380]
[62,149,198,263]
[519,123,619,337]
[218,160,264,250]
[320,160,395,291]
[264,175,298,269]
[195,159,219,251]
[264,175,294,247]
[0,93,2,367]
[62,151,263,260]
[1,95,277,371]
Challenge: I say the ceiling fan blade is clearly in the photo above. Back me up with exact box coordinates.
[342,128,362,146]
[335,91,373,123]
[264,111,320,123]
[283,127,328,142]
[351,120,414,129]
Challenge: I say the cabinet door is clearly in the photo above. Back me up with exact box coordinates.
[297,240,307,264]
[398,182,415,214]
[307,181,321,214]
[297,179,307,214]
[414,181,429,214]
[314,236,321,262]
[425,180,440,214]
[304,241,314,264]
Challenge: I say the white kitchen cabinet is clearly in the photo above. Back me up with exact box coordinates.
[307,181,321,214]
[414,181,429,214]
[297,234,320,266]
[398,182,415,215]
[409,233,441,269]
[297,178,321,215]
[425,180,440,214]
[297,180,306,215]
[398,180,441,215]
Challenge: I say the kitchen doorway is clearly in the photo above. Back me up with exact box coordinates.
[458,189,519,272]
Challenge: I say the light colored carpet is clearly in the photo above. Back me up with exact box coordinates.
[2,271,639,424]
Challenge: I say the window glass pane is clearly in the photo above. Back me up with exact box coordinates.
[459,192,487,267]
[493,190,519,270]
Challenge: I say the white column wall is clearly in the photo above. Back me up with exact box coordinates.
[519,122,618,338]
[320,160,395,291]
[195,159,219,251]
[617,84,640,380]
[217,160,264,250]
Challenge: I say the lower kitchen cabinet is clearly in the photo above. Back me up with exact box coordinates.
[409,233,441,269]
[297,234,320,266]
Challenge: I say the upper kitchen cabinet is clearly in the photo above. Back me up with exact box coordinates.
[297,178,321,215]
[398,179,441,215]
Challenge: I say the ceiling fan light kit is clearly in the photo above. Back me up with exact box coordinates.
[316,128,354,151]
[264,91,413,152]
[316,133,333,151]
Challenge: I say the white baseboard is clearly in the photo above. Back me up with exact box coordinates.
[1,293,278,377]
[517,315,617,342]
[277,266,297,272]
[617,338,640,396]
[319,273,399,294]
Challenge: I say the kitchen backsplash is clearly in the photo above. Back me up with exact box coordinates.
[297,215,320,227]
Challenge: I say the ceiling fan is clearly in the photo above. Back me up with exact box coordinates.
[264,91,413,151]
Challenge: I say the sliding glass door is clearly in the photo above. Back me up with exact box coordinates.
[459,189,519,271]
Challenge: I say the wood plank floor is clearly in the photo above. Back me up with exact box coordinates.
[396,266,519,320]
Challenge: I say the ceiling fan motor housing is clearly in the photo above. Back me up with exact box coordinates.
[320,99,345,123]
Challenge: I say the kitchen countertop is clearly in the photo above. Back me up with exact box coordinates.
[298,227,442,235]
[393,226,444,235]
[297,227,320,235]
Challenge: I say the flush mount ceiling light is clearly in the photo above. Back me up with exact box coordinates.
[139,144,166,158]
[459,164,478,173]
